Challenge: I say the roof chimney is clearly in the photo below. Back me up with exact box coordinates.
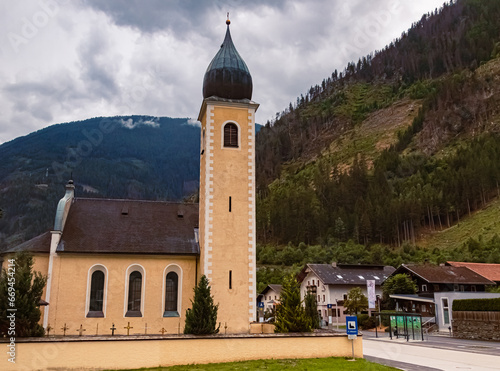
[331,262,337,268]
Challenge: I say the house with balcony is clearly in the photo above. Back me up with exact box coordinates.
[297,263,395,325]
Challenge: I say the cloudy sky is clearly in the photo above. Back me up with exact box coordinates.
[0,0,445,144]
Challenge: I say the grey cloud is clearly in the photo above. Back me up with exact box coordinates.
[82,0,287,36]
[77,29,118,98]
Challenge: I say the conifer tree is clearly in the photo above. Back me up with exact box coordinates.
[275,275,312,333]
[0,252,46,337]
[184,275,220,335]
[304,291,320,329]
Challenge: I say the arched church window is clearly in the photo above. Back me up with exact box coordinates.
[164,272,178,316]
[126,271,142,317]
[223,123,238,147]
[87,270,105,318]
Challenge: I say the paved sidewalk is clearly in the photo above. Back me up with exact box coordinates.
[364,337,500,371]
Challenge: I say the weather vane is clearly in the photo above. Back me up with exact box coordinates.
[226,12,230,25]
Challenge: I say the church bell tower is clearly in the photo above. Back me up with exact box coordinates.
[198,18,259,333]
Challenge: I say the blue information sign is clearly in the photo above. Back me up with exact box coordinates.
[346,316,358,335]
[258,302,264,308]
[327,304,332,309]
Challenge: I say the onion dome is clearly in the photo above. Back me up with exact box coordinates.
[202,19,253,100]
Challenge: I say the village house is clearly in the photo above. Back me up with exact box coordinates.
[297,263,395,325]
[387,263,500,332]
[257,284,282,312]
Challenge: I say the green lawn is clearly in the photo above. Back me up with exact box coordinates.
[119,357,397,371]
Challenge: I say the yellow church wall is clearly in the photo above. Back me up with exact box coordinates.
[199,100,258,333]
[2,334,362,370]
[46,253,197,336]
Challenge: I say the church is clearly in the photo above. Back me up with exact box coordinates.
[3,19,259,336]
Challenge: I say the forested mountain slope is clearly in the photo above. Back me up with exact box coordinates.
[0,116,201,250]
[255,0,500,252]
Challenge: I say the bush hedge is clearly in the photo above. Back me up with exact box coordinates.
[452,298,500,311]
[357,314,376,330]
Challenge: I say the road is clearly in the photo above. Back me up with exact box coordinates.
[362,331,500,371]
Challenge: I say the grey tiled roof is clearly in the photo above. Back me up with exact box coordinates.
[3,231,51,254]
[260,284,282,296]
[57,198,199,255]
[303,264,395,285]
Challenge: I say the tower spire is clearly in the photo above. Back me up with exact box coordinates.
[202,15,252,100]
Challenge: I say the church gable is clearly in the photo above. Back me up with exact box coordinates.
[57,198,199,255]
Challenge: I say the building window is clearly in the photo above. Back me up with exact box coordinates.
[223,123,238,147]
[164,272,178,316]
[126,271,142,317]
[471,285,476,292]
[343,293,348,301]
[87,266,106,318]
[201,128,206,155]
[323,295,326,302]
[442,298,450,325]
[229,270,232,289]
[421,284,427,292]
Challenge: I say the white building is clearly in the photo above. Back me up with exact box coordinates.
[257,284,282,312]
[298,263,395,324]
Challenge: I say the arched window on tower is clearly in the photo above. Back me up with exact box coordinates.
[223,123,238,148]
[87,270,105,317]
[126,271,142,317]
[164,272,179,316]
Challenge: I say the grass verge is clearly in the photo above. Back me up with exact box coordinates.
[118,357,398,371]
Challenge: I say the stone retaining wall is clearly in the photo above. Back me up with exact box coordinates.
[452,311,500,341]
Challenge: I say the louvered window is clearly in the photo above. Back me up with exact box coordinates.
[224,123,238,147]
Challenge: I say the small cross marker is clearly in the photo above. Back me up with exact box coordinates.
[110,323,116,336]
[124,322,133,335]
[61,323,69,336]
[77,324,86,336]
[160,327,167,335]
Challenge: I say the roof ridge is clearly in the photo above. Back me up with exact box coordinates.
[73,197,198,205]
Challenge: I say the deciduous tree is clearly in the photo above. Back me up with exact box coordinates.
[344,287,368,315]
[382,273,417,309]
